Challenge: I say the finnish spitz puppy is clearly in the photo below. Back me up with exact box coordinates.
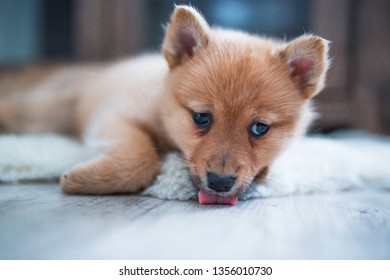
[0,6,329,205]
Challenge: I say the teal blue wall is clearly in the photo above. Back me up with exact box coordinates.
[0,0,43,63]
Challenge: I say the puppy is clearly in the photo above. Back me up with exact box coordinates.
[0,6,329,205]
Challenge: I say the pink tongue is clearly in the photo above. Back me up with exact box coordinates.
[198,190,238,206]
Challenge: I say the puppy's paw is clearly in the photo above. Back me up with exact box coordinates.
[60,154,161,195]
[60,166,93,194]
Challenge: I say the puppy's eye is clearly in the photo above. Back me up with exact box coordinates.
[249,122,269,137]
[192,112,212,128]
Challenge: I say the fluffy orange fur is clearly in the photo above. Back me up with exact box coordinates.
[0,6,329,198]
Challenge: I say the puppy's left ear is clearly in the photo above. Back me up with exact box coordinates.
[162,5,210,69]
[280,35,330,99]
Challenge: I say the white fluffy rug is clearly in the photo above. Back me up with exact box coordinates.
[1,131,390,200]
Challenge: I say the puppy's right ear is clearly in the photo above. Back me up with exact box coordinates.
[162,5,210,69]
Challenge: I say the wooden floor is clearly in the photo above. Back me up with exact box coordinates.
[0,183,389,259]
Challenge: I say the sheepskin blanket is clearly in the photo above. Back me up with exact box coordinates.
[1,131,389,200]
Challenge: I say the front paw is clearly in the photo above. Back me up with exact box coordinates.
[60,168,88,194]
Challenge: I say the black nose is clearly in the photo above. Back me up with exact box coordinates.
[207,172,236,193]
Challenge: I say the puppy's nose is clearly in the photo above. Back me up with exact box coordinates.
[207,172,236,193]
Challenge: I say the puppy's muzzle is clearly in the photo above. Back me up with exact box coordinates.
[207,172,236,193]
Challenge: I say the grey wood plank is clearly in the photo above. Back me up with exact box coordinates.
[0,184,389,259]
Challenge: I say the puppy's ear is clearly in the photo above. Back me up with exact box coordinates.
[162,5,210,69]
[280,35,330,99]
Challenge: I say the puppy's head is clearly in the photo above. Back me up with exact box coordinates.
[161,6,330,204]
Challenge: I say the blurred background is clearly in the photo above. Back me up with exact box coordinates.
[0,0,389,134]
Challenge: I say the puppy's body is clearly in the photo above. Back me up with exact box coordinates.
[0,56,166,139]
[0,6,329,204]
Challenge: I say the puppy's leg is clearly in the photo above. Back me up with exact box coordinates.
[61,125,161,194]
[0,95,20,133]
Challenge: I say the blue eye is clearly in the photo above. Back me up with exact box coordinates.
[250,122,269,137]
[192,112,212,128]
